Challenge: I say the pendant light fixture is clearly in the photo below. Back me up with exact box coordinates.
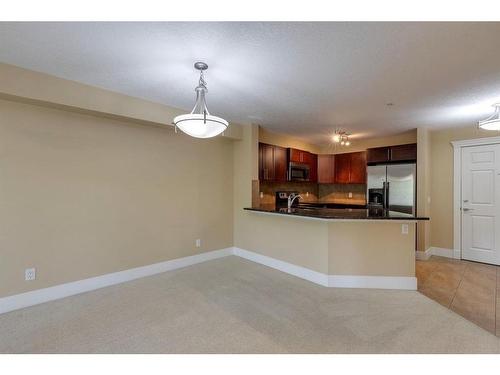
[332,129,351,146]
[478,103,500,131]
[173,62,228,138]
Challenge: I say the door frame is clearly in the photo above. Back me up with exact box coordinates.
[451,136,500,258]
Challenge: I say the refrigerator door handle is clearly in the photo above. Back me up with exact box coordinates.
[385,181,390,209]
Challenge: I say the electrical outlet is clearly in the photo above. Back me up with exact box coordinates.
[195,239,201,248]
[401,224,409,235]
[348,192,353,198]
[25,268,36,281]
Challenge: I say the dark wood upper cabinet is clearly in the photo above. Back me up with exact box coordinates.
[334,151,367,184]
[366,143,417,164]
[259,143,275,181]
[334,153,351,184]
[288,148,311,164]
[318,154,335,183]
[349,151,367,184]
[259,143,287,181]
[309,153,318,183]
[273,146,288,182]
[390,143,417,162]
[366,147,390,164]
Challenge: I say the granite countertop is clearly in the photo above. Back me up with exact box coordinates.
[244,205,429,221]
[311,200,366,206]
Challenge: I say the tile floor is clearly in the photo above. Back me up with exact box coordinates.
[416,255,499,336]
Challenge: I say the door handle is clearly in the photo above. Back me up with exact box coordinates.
[462,208,474,212]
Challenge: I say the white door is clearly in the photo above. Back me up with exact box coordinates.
[461,143,500,265]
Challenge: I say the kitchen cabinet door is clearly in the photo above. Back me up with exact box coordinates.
[390,143,417,162]
[259,143,275,180]
[367,147,390,164]
[289,148,302,163]
[334,153,351,184]
[318,154,335,183]
[274,145,288,181]
[289,148,312,163]
[349,151,367,184]
[309,153,318,182]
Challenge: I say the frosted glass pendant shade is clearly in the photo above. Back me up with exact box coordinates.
[174,114,228,138]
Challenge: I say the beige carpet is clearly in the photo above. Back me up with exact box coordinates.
[0,256,499,353]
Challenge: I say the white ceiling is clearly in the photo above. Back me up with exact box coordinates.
[1,22,500,145]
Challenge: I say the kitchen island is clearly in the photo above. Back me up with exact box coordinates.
[235,205,429,290]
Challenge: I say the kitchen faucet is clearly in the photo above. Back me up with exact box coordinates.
[287,193,302,212]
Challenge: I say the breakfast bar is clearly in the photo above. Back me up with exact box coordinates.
[237,206,429,290]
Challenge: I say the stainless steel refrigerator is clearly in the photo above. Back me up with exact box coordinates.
[367,163,416,215]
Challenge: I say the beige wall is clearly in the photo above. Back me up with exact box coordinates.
[328,222,415,277]
[0,62,243,140]
[0,99,234,298]
[416,128,431,252]
[259,126,322,154]
[429,125,499,249]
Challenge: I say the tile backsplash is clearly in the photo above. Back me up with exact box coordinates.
[258,181,319,205]
[258,181,366,205]
[318,183,366,204]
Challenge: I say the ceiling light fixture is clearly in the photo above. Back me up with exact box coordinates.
[173,62,228,138]
[333,129,351,146]
[478,103,500,131]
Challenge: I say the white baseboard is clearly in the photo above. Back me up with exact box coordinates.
[328,275,417,290]
[0,248,233,315]
[233,247,329,286]
[1,245,419,314]
[233,247,416,291]
[415,248,432,260]
[427,247,461,259]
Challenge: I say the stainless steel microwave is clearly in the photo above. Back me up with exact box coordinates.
[288,162,310,181]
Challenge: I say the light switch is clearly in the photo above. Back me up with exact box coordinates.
[401,224,409,234]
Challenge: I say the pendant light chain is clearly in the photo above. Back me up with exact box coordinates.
[199,69,207,88]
